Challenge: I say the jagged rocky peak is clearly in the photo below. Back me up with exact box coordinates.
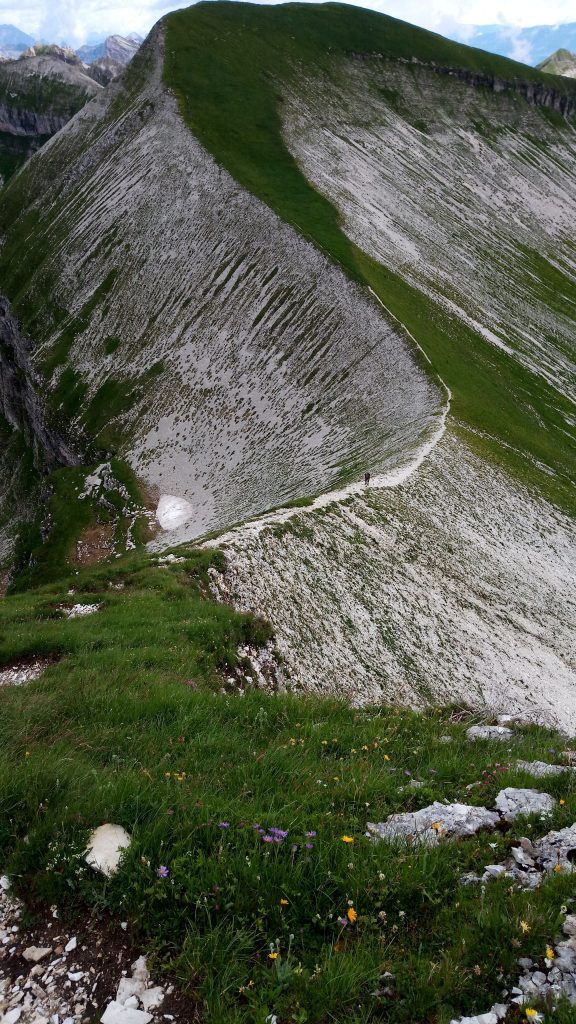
[76,34,141,67]
[538,48,576,79]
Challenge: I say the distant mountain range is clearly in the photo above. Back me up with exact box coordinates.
[0,24,35,58]
[0,25,142,63]
[448,22,576,67]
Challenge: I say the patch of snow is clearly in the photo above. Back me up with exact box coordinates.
[156,495,194,531]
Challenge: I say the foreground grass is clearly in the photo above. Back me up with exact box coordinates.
[1,552,576,1022]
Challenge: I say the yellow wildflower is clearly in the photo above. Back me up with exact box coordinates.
[546,946,555,960]
[432,822,441,833]
[24,751,30,758]
[347,907,357,923]
[268,952,278,960]
[559,799,565,806]
[554,863,562,873]
[342,835,354,844]
[525,1010,538,1020]
[384,754,390,762]
[280,898,289,905]
[520,920,531,933]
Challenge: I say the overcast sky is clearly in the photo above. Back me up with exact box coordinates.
[1,0,574,46]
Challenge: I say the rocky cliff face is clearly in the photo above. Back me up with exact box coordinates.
[0,298,78,467]
[0,53,100,181]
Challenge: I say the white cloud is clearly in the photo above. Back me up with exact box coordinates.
[0,0,574,46]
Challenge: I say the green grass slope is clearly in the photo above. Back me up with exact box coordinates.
[164,1,576,516]
[1,549,576,1022]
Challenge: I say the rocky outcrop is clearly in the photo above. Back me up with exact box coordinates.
[0,103,69,136]
[348,52,576,116]
[434,65,575,116]
[0,297,78,468]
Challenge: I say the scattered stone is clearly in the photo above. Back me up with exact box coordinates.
[495,787,556,822]
[116,977,144,1005]
[450,1003,507,1024]
[140,988,165,1011]
[0,661,49,688]
[64,937,77,953]
[22,946,52,962]
[100,1001,152,1023]
[61,604,102,620]
[439,735,453,743]
[466,726,513,742]
[408,779,424,789]
[1,875,11,890]
[85,824,131,876]
[516,759,573,778]
[367,802,499,845]
[3,1009,23,1024]
[482,864,507,879]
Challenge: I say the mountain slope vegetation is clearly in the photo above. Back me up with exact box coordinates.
[0,4,576,1021]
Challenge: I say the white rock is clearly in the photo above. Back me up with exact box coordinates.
[100,1001,152,1024]
[483,864,507,878]
[124,997,140,1009]
[563,915,576,937]
[0,875,10,890]
[63,603,101,619]
[116,978,145,1005]
[22,947,52,962]
[495,788,556,822]
[64,937,77,953]
[3,1009,23,1024]
[67,971,84,981]
[367,802,499,844]
[85,824,131,876]
[130,957,149,983]
[516,760,571,778]
[450,1006,507,1024]
[140,987,164,1011]
[466,726,513,742]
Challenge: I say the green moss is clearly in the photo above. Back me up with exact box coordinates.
[42,270,118,377]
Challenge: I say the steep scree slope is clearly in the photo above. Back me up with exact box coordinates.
[0,24,443,545]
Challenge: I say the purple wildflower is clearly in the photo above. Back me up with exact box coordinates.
[262,835,274,843]
[305,831,317,837]
[217,822,230,828]
[157,865,169,878]
[270,828,288,839]
[337,917,348,927]
[305,843,314,850]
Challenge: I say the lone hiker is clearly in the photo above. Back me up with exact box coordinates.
[364,471,371,487]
